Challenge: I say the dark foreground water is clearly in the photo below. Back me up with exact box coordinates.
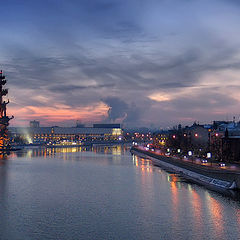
[0,145,239,239]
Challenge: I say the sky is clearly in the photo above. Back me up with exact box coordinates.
[1,0,240,128]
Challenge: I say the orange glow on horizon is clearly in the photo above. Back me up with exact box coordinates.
[7,102,109,125]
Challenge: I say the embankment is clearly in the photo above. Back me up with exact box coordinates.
[131,146,240,190]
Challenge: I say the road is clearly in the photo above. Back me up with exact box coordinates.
[137,145,240,173]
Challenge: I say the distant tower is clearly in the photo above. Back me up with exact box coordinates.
[76,120,85,128]
[0,70,13,149]
[30,120,40,128]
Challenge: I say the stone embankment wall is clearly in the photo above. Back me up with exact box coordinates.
[132,147,240,189]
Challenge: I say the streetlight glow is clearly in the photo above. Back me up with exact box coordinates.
[188,151,192,156]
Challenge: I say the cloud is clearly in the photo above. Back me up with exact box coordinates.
[102,97,145,126]
[8,102,109,127]
[1,0,240,127]
[102,97,128,122]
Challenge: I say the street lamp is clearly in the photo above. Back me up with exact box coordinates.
[207,152,211,158]
[188,151,193,163]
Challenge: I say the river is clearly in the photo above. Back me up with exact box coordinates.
[0,145,239,239]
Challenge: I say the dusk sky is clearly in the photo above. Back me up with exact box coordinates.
[1,0,240,128]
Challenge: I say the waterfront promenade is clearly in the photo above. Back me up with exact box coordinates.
[132,146,240,189]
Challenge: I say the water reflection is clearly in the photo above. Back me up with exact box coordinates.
[0,147,240,239]
[8,145,131,160]
[170,181,179,224]
[205,191,224,238]
[0,153,8,164]
[96,145,129,156]
[188,188,204,239]
[132,154,152,173]
[132,152,240,239]
[10,146,91,159]
[236,208,240,236]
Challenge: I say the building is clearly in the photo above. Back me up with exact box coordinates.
[153,123,211,155]
[222,135,240,162]
[210,121,240,161]
[153,131,168,149]
[152,120,240,162]
[183,123,211,151]
[9,124,123,145]
[93,124,121,128]
[30,120,40,128]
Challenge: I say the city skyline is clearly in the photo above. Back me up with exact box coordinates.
[1,0,240,127]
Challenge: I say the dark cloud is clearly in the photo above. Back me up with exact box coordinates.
[102,97,145,125]
[49,83,115,92]
[102,97,128,122]
[171,91,238,111]
[1,0,240,126]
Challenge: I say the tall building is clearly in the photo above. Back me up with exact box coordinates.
[0,70,13,149]
[30,120,40,128]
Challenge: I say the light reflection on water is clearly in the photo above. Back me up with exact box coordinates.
[0,145,239,239]
[132,152,240,239]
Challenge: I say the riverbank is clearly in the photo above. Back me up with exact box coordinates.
[3,145,240,239]
[131,146,240,190]
[13,141,132,149]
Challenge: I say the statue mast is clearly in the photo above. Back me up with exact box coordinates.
[0,70,13,150]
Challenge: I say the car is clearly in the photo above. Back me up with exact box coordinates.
[201,159,208,163]
[219,163,226,167]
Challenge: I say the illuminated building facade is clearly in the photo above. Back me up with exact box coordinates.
[153,121,240,162]
[153,131,168,148]
[9,125,123,145]
[210,121,240,161]
[153,123,211,155]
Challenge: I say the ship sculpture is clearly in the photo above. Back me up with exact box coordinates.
[0,70,13,150]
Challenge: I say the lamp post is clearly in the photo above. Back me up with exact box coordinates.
[188,150,193,163]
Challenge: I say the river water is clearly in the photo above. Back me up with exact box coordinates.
[0,145,239,240]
